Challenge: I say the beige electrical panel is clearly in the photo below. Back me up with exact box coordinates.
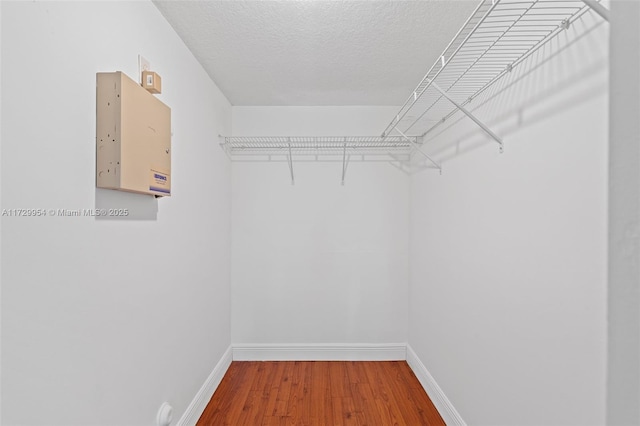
[96,71,171,197]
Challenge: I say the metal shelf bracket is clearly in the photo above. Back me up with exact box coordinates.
[582,0,609,21]
[394,127,442,174]
[427,79,504,153]
[287,139,295,185]
[218,134,232,160]
[220,136,417,183]
[341,140,349,185]
[383,0,608,157]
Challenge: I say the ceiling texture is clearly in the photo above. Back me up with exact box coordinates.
[153,1,478,106]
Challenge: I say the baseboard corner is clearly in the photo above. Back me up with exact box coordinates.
[176,345,233,426]
[406,344,466,426]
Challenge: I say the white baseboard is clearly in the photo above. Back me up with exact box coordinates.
[232,343,407,361]
[177,345,233,426]
[406,345,466,426]
[177,344,460,425]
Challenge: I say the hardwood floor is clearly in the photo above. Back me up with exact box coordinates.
[197,361,445,426]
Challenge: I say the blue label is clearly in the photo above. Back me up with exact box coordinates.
[150,186,170,194]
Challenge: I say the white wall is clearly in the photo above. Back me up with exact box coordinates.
[0,1,3,423]
[408,11,608,426]
[1,2,231,425]
[231,107,409,348]
[608,1,640,423]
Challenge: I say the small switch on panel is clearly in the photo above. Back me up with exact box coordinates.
[142,71,162,94]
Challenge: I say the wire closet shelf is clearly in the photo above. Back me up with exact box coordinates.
[221,0,609,182]
[221,136,418,159]
[381,0,608,152]
[221,136,420,185]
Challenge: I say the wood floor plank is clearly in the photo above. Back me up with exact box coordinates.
[391,362,445,425]
[368,363,410,426]
[226,362,259,425]
[300,362,313,424]
[310,361,331,424]
[236,363,271,424]
[265,362,286,417]
[331,397,345,426]
[372,396,397,426]
[261,416,288,426]
[360,361,385,399]
[341,397,359,425]
[197,361,445,426]
[323,363,334,425]
[379,362,427,425]
[200,361,250,425]
[251,361,271,392]
[248,363,280,424]
[291,362,313,425]
[285,382,301,421]
[351,382,381,426]
[329,362,350,398]
[273,362,294,417]
[346,360,366,384]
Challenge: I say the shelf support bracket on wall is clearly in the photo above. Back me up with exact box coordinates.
[287,139,295,185]
[582,0,609,21]
[219,135,232,160]
[394,127,442,174]
[341,139,349,185]
[427,79,504,153]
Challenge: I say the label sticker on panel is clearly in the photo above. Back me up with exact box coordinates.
[149,168,170,194]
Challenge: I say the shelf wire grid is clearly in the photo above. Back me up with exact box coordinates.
[222,136,418,160]
[382,0,605,140]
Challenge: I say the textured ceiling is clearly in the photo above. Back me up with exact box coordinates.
[153,1,479,106]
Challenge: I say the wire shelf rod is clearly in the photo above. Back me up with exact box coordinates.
[418,3,604,140]
[221,136,419,161]
[381,0,500,138]
[386,0,604,139]
[394,127,442,173]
